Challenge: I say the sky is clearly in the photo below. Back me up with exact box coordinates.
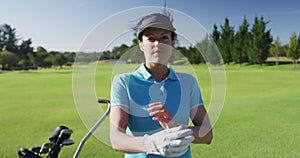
[0,0,299,52]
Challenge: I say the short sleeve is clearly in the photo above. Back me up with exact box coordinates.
[190,76,204,109]
[110,74,130,108]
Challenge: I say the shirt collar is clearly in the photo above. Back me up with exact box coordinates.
[137,63,178,81]
[139,63,152,80]
[167,66,178,81]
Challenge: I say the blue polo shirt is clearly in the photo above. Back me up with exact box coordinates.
[111,64,204,158]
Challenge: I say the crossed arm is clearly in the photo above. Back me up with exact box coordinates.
[109,106,145,153]
[109,104,213,153]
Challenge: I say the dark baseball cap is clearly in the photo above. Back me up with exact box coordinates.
[136,13,176,38]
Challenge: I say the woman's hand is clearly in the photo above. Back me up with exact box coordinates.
[148,102,178,128]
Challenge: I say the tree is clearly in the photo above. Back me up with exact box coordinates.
[196,34,210,63]
[209,24,223,65]
[36,46,47,53]
[54,53,67,68]
[287,33,300,67]
[0,29,4,51]
[35,46,49,68]
[48,51,67,68]
[18,39,34,70]
[176,46,189,59]
[212,24,220,43]
[269,37,282,66]
[249,16,273,65]
[0,24,19,53]
[100,50,112,60]
[0,51,19,70]
[111,44,130,59]
[188,46,202,64]
[282,44,289,57]
[63,51,76,66]
[43,56,53,68]
[233,17,250,64]
[219,18,234,64]
[131,33,139,46]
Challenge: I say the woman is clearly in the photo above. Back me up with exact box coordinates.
[110,13,212,158]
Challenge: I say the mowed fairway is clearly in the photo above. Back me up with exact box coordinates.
[0,64,299,158]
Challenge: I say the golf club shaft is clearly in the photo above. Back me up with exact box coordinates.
[73,100,110,158]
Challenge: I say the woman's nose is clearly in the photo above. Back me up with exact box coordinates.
[153,40,159,46]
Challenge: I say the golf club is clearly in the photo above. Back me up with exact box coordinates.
[29,146,41,155]
[18,126,74,158]
[48,126,74,158]
[18,147,42,158]
[39,142,55,156]
[60,139,75,147]
[73,99,110,158]
[56,129,73,144]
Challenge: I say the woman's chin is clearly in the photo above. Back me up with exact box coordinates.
[148,60,168,66]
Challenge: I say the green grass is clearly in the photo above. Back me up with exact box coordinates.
[0,64,300,157]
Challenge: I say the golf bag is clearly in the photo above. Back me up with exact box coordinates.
[18,99,110,158]
[18,125,74,158]
[18,147,42,158]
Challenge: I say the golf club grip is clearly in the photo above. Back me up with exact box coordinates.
[98,99,110,104]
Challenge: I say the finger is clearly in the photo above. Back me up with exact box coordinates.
[150,109,172,119]
[149,109,164,116]
[152,116,171,123]
[153,112,172,121]
[152,114,170,120]
[148,102,163,108]
[167,144,189,153]
[166,125,187,132]
[148,102,163,106]
[166,146,189,157]
[149,109,172,117]
[169,135,195,146]
[148,103,164,112]
[167,128,193,140]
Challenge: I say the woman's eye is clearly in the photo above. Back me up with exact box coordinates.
[162,36,169,40]
[148,37,155,42]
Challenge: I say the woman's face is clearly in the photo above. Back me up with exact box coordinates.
[138,27,173,65]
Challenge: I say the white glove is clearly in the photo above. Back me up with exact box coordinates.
[143,125,195,157]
